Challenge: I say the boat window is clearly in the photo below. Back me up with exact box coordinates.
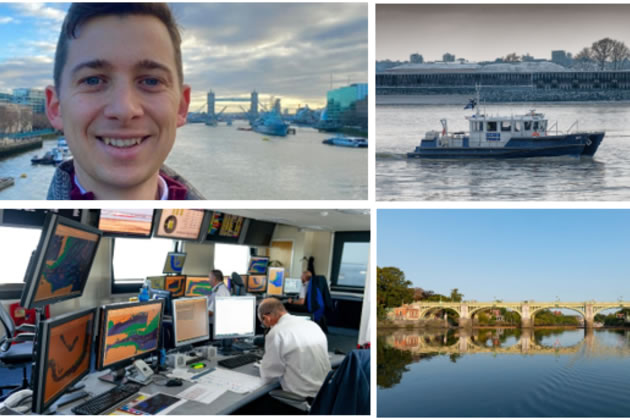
[501,121,511,132]
[514,121,521,132]
[473,121,483,132]
[541,121,547,131]
[533,121,539,131]
[487,121,497,132]
[524,121,532,130]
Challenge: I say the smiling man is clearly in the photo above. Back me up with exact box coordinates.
[46,3,204,200]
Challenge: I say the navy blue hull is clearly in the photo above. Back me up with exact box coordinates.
[408,132,604,159]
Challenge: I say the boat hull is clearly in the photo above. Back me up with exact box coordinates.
[408,132,604,159]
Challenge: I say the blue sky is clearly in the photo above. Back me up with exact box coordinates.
[0,3,367,110]
[378,210,630,303]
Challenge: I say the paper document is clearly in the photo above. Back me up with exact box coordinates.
[177,383,226,404]
[197,368,266,393]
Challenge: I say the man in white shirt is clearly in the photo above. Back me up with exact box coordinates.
[257,298,331,398]
[207,269,230,323]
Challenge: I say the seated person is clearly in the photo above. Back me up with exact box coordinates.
[287,270,331,333]
[286,270,311,307]
[257,298,331,399]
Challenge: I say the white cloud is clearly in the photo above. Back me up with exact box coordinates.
[13,3,65,23]
[0,17,14,24]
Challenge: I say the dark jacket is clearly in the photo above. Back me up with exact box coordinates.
[46,160,205,200]
[310,349,371,415]
[306,275,333,322]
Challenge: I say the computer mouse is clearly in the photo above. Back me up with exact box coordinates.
[166,378,183,387]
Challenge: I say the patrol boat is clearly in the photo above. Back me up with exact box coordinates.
[408,90,604,159]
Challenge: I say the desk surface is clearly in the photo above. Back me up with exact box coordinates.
[56,351,344,415]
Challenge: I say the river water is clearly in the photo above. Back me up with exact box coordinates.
[376,103,630,201]
[0,120,367,200]
[378,328,630,417]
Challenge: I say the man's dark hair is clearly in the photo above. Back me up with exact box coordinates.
[54,3,183,91]
[211,269,224,283]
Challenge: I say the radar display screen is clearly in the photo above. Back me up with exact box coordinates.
[100,301,163,369]
[206,212,244,243]
[165,275,186,298]
[247,256,269,275]
[34,308,96,413]
[267,267,285,296]
[246,275,267,293]
[155,209,205,241]
[32,221,100,306]
[98,209,154,237]
[185,276,213,297]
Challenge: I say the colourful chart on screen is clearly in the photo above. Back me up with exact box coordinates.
[156,209,204,240]
[102,303,162,367]
[247,275,266,293]
[267,268,285,296]
[165,276,186,298]
[185,277,213,296]
[44,312,94,405]
[248,257,268,275]
[99,209,153,236]
[148,276,165,290]
[34,223,99,304]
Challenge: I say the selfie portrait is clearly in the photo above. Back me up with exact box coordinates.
[0,3,368,200]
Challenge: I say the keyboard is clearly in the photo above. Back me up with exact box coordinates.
[71,383,141,415]
[218,353,261,369]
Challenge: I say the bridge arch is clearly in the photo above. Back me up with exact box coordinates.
[530,305,586,321]
[419,306,462,319]
[593,305,628,318]
[469,305,523,319]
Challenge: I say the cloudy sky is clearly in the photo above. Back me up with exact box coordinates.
[0,3,367,110]
[377,4,630,63]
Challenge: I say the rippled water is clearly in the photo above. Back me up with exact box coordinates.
[0,121,367,200]
[378,328,630,417]
[376,103,630,200]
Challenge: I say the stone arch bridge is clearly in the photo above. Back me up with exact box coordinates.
[389,301,630,328]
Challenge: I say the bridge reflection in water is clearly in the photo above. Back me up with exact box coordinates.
[385,328,630,357]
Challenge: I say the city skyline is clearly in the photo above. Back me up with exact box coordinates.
[378,210,630,303]
[0,3,367,110]
[377,4,630,63]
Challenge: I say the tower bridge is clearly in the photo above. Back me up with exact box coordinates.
[389,301,630,329]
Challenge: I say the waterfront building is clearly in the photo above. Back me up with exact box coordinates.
[12,88,45,114]
[410,53,424,64]
[324,83,368,128]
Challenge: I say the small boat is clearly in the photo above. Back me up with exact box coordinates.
[0,177,14,191]
[31,149,63,165]
[252,111,290,137]
[408,87,604,159]
[57,137,72,159]
[323,136,368,148]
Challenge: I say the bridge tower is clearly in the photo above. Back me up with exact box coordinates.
[585,303,594,329]
[250,90,258,116]
[521,303,532,328]
[207,91,215,116]
[459,304,472,329]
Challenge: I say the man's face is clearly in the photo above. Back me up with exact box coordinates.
[301,273,310,284]
[46,15,190,194]
[209,273,218,286]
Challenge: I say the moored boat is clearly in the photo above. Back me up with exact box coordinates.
[323,136,368,148]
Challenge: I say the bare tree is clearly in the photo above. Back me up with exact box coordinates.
[591,38,615,70]
[611,40,630,70]
[503,52,521,63]
[575,47,592,61]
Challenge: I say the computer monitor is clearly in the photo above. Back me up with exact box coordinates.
[247,256,269,275]
[205,212,245,244]
[163,252,186,274]
[97,209,154,238]
[246,275,267,293]
[32,307,97,414]
[147,276,166,290]
[214,296,256,340]
[173,297,210,347]
[164,275,186,298]
[266,267,285,296]
[154,209,205,241]
[184,276,213,297]
[284,278,302,295]
[148,288,173,317]
[96,300,164,372]
[21,214,102,309]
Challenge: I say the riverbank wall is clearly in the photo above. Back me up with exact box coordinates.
[0,137,42,159]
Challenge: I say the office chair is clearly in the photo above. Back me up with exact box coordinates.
[231,273,246,296]
[0,303,36,400]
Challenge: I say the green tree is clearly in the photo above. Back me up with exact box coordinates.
[450,288,463,302]
[377,266,414,320]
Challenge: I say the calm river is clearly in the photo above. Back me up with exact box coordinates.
[376,103,630,201]
[0,120,367,200]
[378,328,630,417]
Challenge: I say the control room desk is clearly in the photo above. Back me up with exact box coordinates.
[58,352,344,415]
